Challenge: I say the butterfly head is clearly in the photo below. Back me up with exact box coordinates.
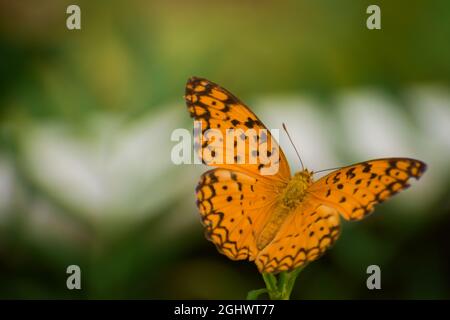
[280,170,314,209]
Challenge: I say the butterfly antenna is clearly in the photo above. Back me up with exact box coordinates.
[282,123,305,170]
[313,166,344,175]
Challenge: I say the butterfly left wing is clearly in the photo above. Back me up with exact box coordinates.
[307,158,427,221]
[185,77,291,184]
[196,168,280,262]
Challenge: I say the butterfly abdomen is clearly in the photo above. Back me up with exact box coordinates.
[256,170,313,250]
[256,206,290,250]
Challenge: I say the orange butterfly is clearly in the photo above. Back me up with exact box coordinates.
[185,77,426,274]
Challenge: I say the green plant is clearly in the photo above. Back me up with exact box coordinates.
[247,266,306,300]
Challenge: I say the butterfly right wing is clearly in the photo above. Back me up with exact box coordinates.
[256,158,426,273]
[256,200,341,273]
[196,168,282,261]
[307,158,426,221]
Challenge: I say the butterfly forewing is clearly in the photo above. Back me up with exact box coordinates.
[307,158,427,220]
[185,77,291,183]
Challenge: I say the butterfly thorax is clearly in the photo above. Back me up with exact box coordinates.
[256,170,313,250]
[280,170,313,209]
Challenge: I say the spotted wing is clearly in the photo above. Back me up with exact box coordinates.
[196,168,280,261]
[307,158,427,220]
[185,77,290,184]
[256,200,341,273]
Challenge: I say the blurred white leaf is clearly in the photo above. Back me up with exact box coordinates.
[19,105,196,224]
[256,96,340,174]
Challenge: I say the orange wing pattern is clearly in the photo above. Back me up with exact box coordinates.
[186,77,427,275]
[307,158,427,221]
[185,77,290,184]
[256,201,340,273]
[255,158,426,273]
[196,168,278,261]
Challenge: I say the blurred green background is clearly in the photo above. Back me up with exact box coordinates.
[0,0,449,299]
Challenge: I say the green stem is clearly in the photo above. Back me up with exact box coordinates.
[254,265,307,300]
[262,273,281,300]
[280,266,305,299]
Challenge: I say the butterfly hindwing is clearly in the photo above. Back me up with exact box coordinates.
[196,168,279,261]
[256,201,341,273]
